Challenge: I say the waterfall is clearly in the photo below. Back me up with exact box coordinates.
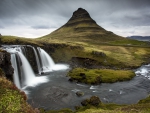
[17,52,36,87]
[11,54,21,89]
[32,47,41,74]
[37,47,55,73]
[37,47,69,73]
[1,45,69,89]
[2,45,49,89]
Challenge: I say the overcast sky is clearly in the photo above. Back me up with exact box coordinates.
[0,0,150,38]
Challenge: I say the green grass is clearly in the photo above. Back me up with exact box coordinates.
[0,69,37,113]
[68,68,135,84]
[0,35,42,46]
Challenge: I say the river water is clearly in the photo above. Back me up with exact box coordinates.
[26,64,150,110]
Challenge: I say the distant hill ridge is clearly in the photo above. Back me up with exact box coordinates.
[40,8,125,43]
[127,36,150,41]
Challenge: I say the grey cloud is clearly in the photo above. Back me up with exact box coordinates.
[0,0,150,37]
[0,25,4,29]
[31,25,51,29]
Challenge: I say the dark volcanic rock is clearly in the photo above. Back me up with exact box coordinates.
[89,96,101,106]
[81,96,101,106]
[66,8,99,29]
[81,99,89,106]
[70,8,93,20]
[70,57,99,68]
[76,91,84,97]
[0,50,14,80]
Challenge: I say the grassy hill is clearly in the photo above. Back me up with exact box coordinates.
[35,8,150,69]
[0,8,150,69]
[38,8,126,44]
[1,8,150,113]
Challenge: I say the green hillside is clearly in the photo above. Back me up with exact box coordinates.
[38,8,126,44]
[1,8,150,113]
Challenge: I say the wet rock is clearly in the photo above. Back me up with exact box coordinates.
[76,91,84,97]
[79,73,86,79]
[0,50,14,80]
[81,96,101,106]
[89,96,101,106]
[95,76,102,84]
[81,99,89,106]
[68,78,74,82]
[68,78,78,83]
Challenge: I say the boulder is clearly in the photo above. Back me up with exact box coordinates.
[81,99,89,106]
[89,96,101,106]
[0,50,14,80]
[81,96,101,106]
[76,91,84,97]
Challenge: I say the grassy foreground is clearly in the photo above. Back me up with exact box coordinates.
[67,68,135,84]
[0,69,38,113]
[40,96,150,113]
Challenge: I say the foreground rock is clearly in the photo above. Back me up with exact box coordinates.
[0,49,14,80]
[81,96,101,106]
[76,91,84,97]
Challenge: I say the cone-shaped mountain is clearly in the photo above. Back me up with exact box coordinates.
[41,8,125,43]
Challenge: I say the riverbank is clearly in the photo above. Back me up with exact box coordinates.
[67,68,135,84]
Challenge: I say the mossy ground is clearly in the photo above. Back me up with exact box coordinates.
[68,68,135,84]
[1,35,150,69]
[1,35,150,113]
[0,70,37,113]
[40,96,150,113]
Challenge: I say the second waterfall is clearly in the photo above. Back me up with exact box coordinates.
[2,45,69,89]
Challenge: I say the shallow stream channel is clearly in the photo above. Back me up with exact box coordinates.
[26,64,150,110]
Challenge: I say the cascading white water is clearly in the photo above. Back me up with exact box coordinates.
[17,52,36,86]
[2,46,49,89]
[32,47,41,74]
[37,47,69,73]
[11,54,21,89]
[17,52,48,87]
[37,47,55,73]
[2,45,69,90]
[135,64,150,79]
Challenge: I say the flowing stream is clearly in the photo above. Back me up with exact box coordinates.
[1,45,150,110]
[26,65,150,110]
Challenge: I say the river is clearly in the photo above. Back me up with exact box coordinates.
[26,64,150,110]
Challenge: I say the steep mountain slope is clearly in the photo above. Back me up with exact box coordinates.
[39,8,125,44]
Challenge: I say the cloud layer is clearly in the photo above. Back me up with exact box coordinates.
[0,0,150,38]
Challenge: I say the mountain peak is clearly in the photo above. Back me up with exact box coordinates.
[70,8,91,21]
[41,8,124,43]
[73,8,89,17]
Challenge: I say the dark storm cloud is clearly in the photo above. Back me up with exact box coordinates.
[0,0,150,37]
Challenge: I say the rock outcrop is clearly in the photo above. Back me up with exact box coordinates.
[0,50,14,80]
[81,96,101,106]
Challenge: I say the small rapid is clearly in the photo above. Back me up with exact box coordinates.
[1,45,69,89]
[26,63,150,110]
[1,45,150,110]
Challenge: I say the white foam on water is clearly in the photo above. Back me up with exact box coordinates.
[52,64,69,71]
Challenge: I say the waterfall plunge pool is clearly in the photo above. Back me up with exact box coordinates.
[26,64,150,110]
[1,45,150,110]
